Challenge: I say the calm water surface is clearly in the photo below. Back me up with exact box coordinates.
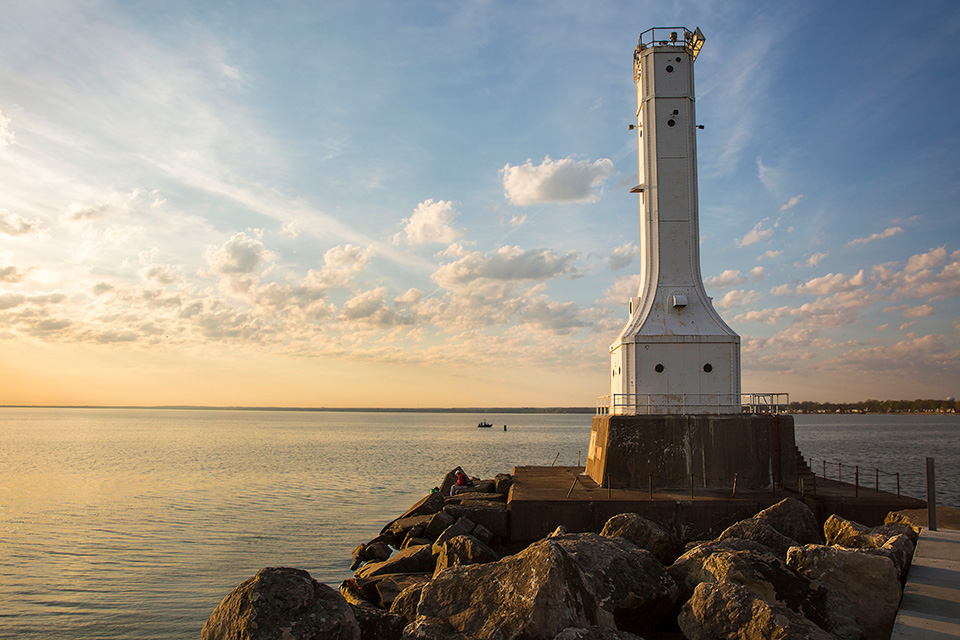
[0,409,956,639]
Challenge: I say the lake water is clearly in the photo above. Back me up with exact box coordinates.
[0,408,957,639]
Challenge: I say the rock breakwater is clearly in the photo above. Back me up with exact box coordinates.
[202,466,919,640]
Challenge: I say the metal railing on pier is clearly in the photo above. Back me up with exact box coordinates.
[596,392,790,416]
[802,457,902,499]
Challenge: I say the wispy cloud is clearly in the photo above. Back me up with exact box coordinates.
[848,226,903,246]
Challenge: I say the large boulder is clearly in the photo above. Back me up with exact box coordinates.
[552,628,643,640]
[669,538,776,601]
[400,617,473,640]
[398,491,447,520]
[416,538,610,639]
[599,512,682,565]
[349,601,405,640]
[494,473,513,495]
[754,497,821,544]
[433,534,499,575]
[717,517,798,558]
[390,582,429,626]
[826,514,918,549]
[383,514,435,540]
[700,549,863,640]
[443,501,508,538]
[202,567,360,640]
[678,580,832,640]
[787,544,901,640]
[552,533,678,634]
[423,511,456,540]
[356,544,436,579]
[432,517,475,551]
[343,573,432,609]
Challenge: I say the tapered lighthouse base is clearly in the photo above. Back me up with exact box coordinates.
[585,414,797,490]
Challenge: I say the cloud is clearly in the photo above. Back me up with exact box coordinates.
[714,289,761,311]
[62,202,113,223]
[807,252,828,267]
[280,221,300,238]
[205,231,270,275]
[705,267,764,288]
[905,247,946,273]
[736,218,774,247]
[901,304,934,318]
[0,109,13,145]
[608,243,637,271]
[0,209,41,236]
[795,270,866,296]
[759,250,782,260]
[848,226,903,246]
[779,194,805,211]
[509,215,526,227]
[432,245,581,288]
[400,199,462,245]
[501,156,614,206]
[0,265,28,283]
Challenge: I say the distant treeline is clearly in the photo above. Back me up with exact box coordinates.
[790,399,958,414]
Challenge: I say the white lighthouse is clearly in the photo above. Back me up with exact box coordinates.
[608,27,740,415]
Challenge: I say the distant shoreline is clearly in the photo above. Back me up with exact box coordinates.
[0,405,597,414]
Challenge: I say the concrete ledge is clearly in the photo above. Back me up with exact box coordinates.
[891,529,960,639]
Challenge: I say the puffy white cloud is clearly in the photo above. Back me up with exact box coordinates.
[432,245,580,289]
[0,209,41,236]
[280,221,300,238]
[501,156,614,206]
[205,231,270,275]
[848,226,903,246]
[736,218,774,247]
[608,243,637,271]
[901,304,934,318]
[705,267,764,288]
[714,289,761,311]
[795,270,866,296]
[602,274,638,307]
[759,250,782,260]
[779,194,805,211]
[0,265,28,283]
[400,199,462,245]
[807,252,828,267]
[905,246,946,273]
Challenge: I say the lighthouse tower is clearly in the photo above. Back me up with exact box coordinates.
[585,29,794,492]
[610,27,740,415]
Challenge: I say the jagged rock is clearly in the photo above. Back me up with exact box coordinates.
[402,537,432,550]
[349,601,405,640]
[433,534,499,576]
[443,502,508,537]
[375,574,432,611]
[717,517,798,558]
[400,617,473,640]
[873,521,919,546]
[201,567,360,640]
[390,582,429,626]
[549,525,569,537]
[552,532,678,634]
[824,515,889,548]
[870,533,914,581]
[599,512,682,565]
[471,523,493,544]
[754,497,821,544]
[678,580,832,640]
[365,541,393,562]
[402,524,428,547]
[884,511,924,542]
[446,491,506,504]
[424,511,456,540]
[668,537,778,601]
[701,549,863,640]
[495,473,513,495]
[787,544,901,640]
[553,627,643,640]
[432,517,475,551]
[350,544,366,571]
[356,544,436,579]
[383,514,435,540]
[417,538,610,639]
[398,492,447,520]
[351,536,396,570]
[339,578,370,606]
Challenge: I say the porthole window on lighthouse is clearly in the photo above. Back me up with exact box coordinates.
[655,364,664,373]
[667,119,676,127]
[665,65,674,73]
[703,363,713,373]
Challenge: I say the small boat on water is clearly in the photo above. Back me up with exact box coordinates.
[477,420,493,428]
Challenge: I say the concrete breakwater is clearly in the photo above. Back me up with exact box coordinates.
[201,466,922,640]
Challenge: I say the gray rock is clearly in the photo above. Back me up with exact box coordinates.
[383,514,435,540]
[552,532,677,635]
[351,535,396,570]
[553,627,643,640]
[374,574,432,611]
[417,538,610,639]
[678,580,832,640]
[599,512,682,565]
[494,473,513,495]
[400,617,473,640]
[668,537,777,601]
[471,523,494,545]
[349,601,405,640]
[824,515,888,549]
[717,517,798,558]
[443,501,508,538]
[787,543,901,640]
[754,497,821,544]
[424,511,455,540]
[202,567,360,640]
[365,541,393,563]
[433,534,499,576]
[390,582,429,626]
[432,517,475,551]
[356,544,436,579]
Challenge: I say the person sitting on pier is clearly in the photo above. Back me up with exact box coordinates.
[450,469,473,496]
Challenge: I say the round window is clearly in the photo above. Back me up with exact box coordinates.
[703,363,713,373]
[655,364,664,373]
[665,65,674,73]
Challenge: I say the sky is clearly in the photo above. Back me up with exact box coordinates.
[1,0,959,408]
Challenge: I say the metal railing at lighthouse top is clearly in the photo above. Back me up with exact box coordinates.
[596,393,790,416]
[636,27,705,60]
